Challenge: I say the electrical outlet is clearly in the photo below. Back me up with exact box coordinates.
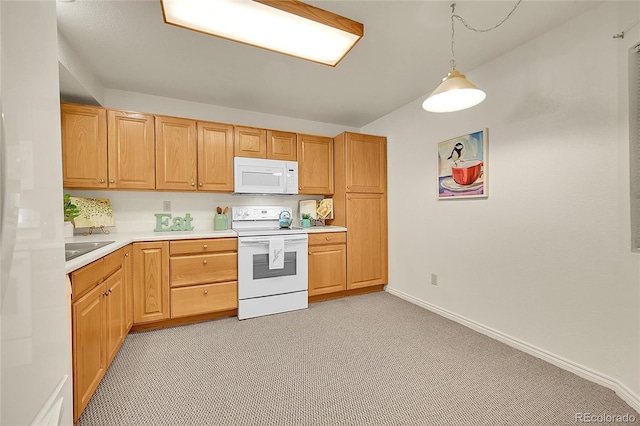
[431,273,438,286]
[163,201,171,212]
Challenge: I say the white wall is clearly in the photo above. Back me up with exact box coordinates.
[363,1,640,410]
[1,1,73,424]
[68,90,357,232]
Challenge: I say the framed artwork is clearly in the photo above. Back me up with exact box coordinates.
[437,128,488,199]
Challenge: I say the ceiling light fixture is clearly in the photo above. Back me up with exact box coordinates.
[160,0,364,67]
[423,1,522,113]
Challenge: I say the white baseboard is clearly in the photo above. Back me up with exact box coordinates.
[384,286,640,414]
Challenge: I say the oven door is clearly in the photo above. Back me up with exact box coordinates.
[237,234,308,299]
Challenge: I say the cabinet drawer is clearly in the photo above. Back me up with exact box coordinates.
[170,252,238,287]
[309,232,346,246]
[171,281,238,318]
[170,238,237,255]
[71,258,104,300]
[104,248,123,277]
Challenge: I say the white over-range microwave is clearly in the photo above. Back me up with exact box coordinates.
[233,157,298,195]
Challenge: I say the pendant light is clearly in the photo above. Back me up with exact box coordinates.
[423,1,522,113]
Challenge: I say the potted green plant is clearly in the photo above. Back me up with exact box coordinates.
[301,213,311,228]
[63,194,80,237]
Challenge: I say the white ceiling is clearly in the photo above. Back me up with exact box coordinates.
[56,0,600,128]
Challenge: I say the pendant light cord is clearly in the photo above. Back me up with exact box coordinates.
[449,0,523,70]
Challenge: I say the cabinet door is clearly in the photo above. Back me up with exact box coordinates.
[346,194,388,289]
[61,104,108,189]
[234,126,266,158]
[267,130,296,161]
[72,282,106,422]
[133,242,170,324]
[156,116,197,190]
[298,134,334,194]
[308,244,346,296]
[107,110,155,189]
[197,121,234,191]
[346,133,386,193]
[123,245,133,332]
[104,268,125,366]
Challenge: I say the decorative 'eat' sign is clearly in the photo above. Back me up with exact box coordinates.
[154,213,194,232]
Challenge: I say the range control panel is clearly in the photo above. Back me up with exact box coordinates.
[232,206,293,221]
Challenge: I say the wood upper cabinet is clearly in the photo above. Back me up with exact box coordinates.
[343,132,387,193]
[107,109,155,189]
[308,232,346,296]
[345,193,388,289]
[155,115,197,190]
[267,130,297,161]
[298,134,334,194]
[133,241,170,324]
[61,103,108,189]
[197,121,234,192]
[234,126,266,158]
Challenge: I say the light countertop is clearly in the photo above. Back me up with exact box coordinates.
[65,226,346,273]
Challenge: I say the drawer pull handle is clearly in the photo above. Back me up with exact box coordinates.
[203,244,208,249]
[203,290,208,295]
[203,260,208,265]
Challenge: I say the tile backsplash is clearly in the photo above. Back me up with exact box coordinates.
[66,190,322,234]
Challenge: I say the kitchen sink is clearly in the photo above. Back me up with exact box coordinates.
[65,241,115,261]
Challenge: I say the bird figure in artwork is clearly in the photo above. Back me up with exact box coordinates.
[447,142,464,166]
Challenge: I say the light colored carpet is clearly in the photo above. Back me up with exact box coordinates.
[78,292,639,425]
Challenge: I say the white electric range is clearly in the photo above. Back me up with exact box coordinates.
[232,206,308,320]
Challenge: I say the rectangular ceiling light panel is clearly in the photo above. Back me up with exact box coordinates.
[161,0,364,66]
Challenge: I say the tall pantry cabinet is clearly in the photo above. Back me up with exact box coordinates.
[330,132,388,289]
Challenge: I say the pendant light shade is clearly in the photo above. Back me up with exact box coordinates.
[422,69,486,113]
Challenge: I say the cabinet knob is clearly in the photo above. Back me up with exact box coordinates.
[326,237,330,240]
[299,187,302,190]
[203,260,208,265]
[191,182,196,186]
[199,182,203,187]
[203,244,208,249]
[99,178,105,183]
[124,253,129,257]
[109,179,115,183]
[203,290,208,295]
[103,291,109,297]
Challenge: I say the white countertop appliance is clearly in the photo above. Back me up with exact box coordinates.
[232,206,308,320]
[233,157,298,195]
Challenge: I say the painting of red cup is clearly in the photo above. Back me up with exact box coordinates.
[437,129,488,199]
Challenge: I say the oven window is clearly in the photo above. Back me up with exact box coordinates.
[242,171,280,187]
[253,252,297,279]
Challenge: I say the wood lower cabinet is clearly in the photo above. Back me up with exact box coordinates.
[123,244,133,332]
[345,194,388,289]
[298,134,334,195]
[61,103,108,189]
[169,238,238,318]
[133,241,170,324]
[308,232,346,296]
[71,248,124,422]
